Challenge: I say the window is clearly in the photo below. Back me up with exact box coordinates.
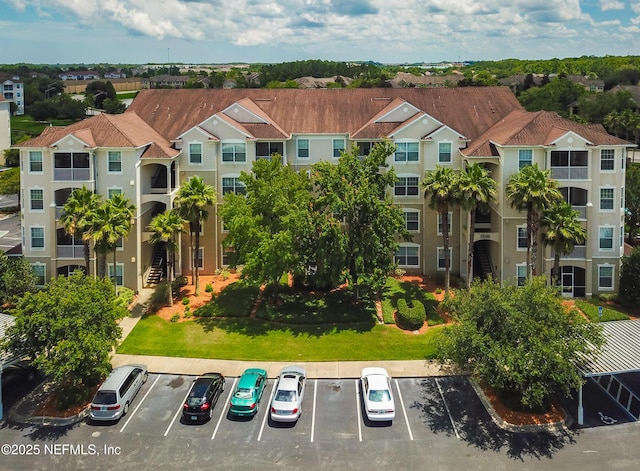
[395,142,419,162]
[517,225,528,250]
[108,151,122,172]
[107,188,122,199]
[598,265,614,290]
[516,264,527,287]
[403,210,419,232]
[437,212,454,235]
[518,149,532,169]
[621,187,625,210]
[356,142,376,158]
[599,226,614,250]
[550,150,588,179]
[600,187,614,210]
[256,142,284,161]
[333,139,345,158]
[600,149,614,171]
[222,142,246,162]
[189,143,202,164]
[107,263,124,286]
[29,151,43,172]
[621,225,625,248]
[395,245,419,267]
[190,247,204,270]
[296,139,309,159]
[222,176,246,195]
[222,247,235,266]
[394,176,419,196]
[438,142,452,164]
[30,226,44,249]
[30,188,44,211]
[31,263,46,286]
[54,152,90,181]
[437,247,453,270]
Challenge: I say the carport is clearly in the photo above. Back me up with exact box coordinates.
[1,313,21,420]
[576,319,640,425]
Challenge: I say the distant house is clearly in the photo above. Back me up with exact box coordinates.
[104,71,127,79]
[0,95,11,157]
[142,75,190,89]
[386,72,463,88]
[498,74,544,94]
[58,71,100,81]
[294,76,353,88]
[609,85,640,112]
[566,75,605,93]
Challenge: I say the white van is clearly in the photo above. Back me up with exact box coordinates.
[89,364,148,421]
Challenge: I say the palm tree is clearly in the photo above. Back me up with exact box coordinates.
[175,176,216,296]
[505,164,562,278]
[148,209,185,306]
[91,194,136,294]
[541,201,586,286]
[458,163,497,289]
[422,166,459,294]
[60,186,101,275]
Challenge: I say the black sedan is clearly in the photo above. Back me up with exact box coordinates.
[182,372,225,423]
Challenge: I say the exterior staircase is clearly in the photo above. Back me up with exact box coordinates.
[473,240,494,281]
[146,242,166,286]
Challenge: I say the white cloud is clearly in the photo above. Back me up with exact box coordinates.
[599,0,624,11]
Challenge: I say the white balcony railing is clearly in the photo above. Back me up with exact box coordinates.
[56,245,84,258]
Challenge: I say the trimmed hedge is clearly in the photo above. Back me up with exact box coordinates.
[396,298,426,330]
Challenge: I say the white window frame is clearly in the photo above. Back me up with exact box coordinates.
[107,151,122,173]
[599,225,615,251]
[29,187,44,212]
[107,187,123,199]
[403,209,419,232]
[394,174,420,197]
[221,141,247,163]
[517,225,528,251]
[222,174,246,195]
[600,149,615,171]
[518,149,533,169]
[188,142,203,165]
[395,243,420,268]
[29,151,43,173]
[222,246,234,266]
[31,262,46,287]
[30,226,45,250]
[516,263,527,287]
[107,263,124,287]
[297,138,309,159]
[437,247,453,271]
[438,141,452,164]
[333,139,346,159]
[437,212,454,236]
[599,187,614,211]
[394,141,419,163]
[598,264,614,291]
[190,247,204,270]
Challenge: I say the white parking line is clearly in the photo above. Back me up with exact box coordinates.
[119,374,161,433]
[212,377,237,440]
[355,379,362,442]
[394,379,413,441]
[163,380,193,437]
[310,380,317,443]
[257,380,277,441]
[435,377,460,439]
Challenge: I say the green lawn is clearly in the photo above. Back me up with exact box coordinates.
[118,315,442,361]
[575,299,629,322]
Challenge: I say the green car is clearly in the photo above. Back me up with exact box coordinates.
[229,368,268,417]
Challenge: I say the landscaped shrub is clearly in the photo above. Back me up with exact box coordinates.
[115,286,135,310]
[182,297,190,306]
[150,282,170,308]
[395,298,426,331]
[205,283,213,293]
[598,293,617,303]
[170,313,180,322]
[171,276,188,293]
[193,282,259,318]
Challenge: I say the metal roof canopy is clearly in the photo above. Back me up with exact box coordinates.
[579,319,640,377]
[0,313,21,367]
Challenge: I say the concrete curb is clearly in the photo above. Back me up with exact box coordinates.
[468,376,568,434]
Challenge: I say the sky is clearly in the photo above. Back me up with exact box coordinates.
[0,0,639,65]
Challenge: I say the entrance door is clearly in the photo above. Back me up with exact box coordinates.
[562,270,574,297]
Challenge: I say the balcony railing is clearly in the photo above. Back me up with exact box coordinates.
[552,246,586,259]
[550,167,588,180]
[572,205,587,220]
[54,168,91,181]
[56,245,84,258]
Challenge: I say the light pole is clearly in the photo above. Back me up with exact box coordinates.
[44,87,56,99]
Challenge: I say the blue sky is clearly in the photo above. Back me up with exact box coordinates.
[0,0,638,64]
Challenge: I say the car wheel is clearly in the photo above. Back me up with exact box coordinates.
[209,407,213,420]
[143,372,148,383]
[123,402,129,416]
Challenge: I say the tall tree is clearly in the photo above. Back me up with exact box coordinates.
[0,251,38,307]
[625,163,640,239]
[175,176,216,296]
[422,166,460,294]
[506,164,562,277]
[541,201,587,285]
[457,163,498,289]
[60,186,101,275]
[148,209,185,306]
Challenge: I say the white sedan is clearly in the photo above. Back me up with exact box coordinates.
[270,366,306,422]
[361,367,395,422]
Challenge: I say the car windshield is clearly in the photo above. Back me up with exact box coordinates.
[235,387,253,399]
[369,389,391,402]
[275,389,296,402]
[92,391,117,405]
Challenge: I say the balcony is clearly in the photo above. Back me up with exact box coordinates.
[54,168,91,181]
[550,166,588,180]
[552,245,587,259]
[56,244,84,259]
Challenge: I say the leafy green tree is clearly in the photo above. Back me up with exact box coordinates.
[175,176,216,296]
[0,251,38,307]
[2,272,126,406]
[147,210,185,306]
[619,246,640,305]
[518,77,585,116]
[625,163,640,239]
[506,164,562,277]
[438,276,604,411]
[85,80,117,108]
[422,166,460,294]
[60,186,101,275]
[3,148,19,167]
[541,201,586,285]
[102,98,127,114]
[0,167,19,204]
[578,90,635,124]
[604,109,640,144]
[457,163,498,289]
[313,142,409,296]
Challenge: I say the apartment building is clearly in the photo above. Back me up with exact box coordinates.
[16,88,629,296]
[2,78,24,115]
